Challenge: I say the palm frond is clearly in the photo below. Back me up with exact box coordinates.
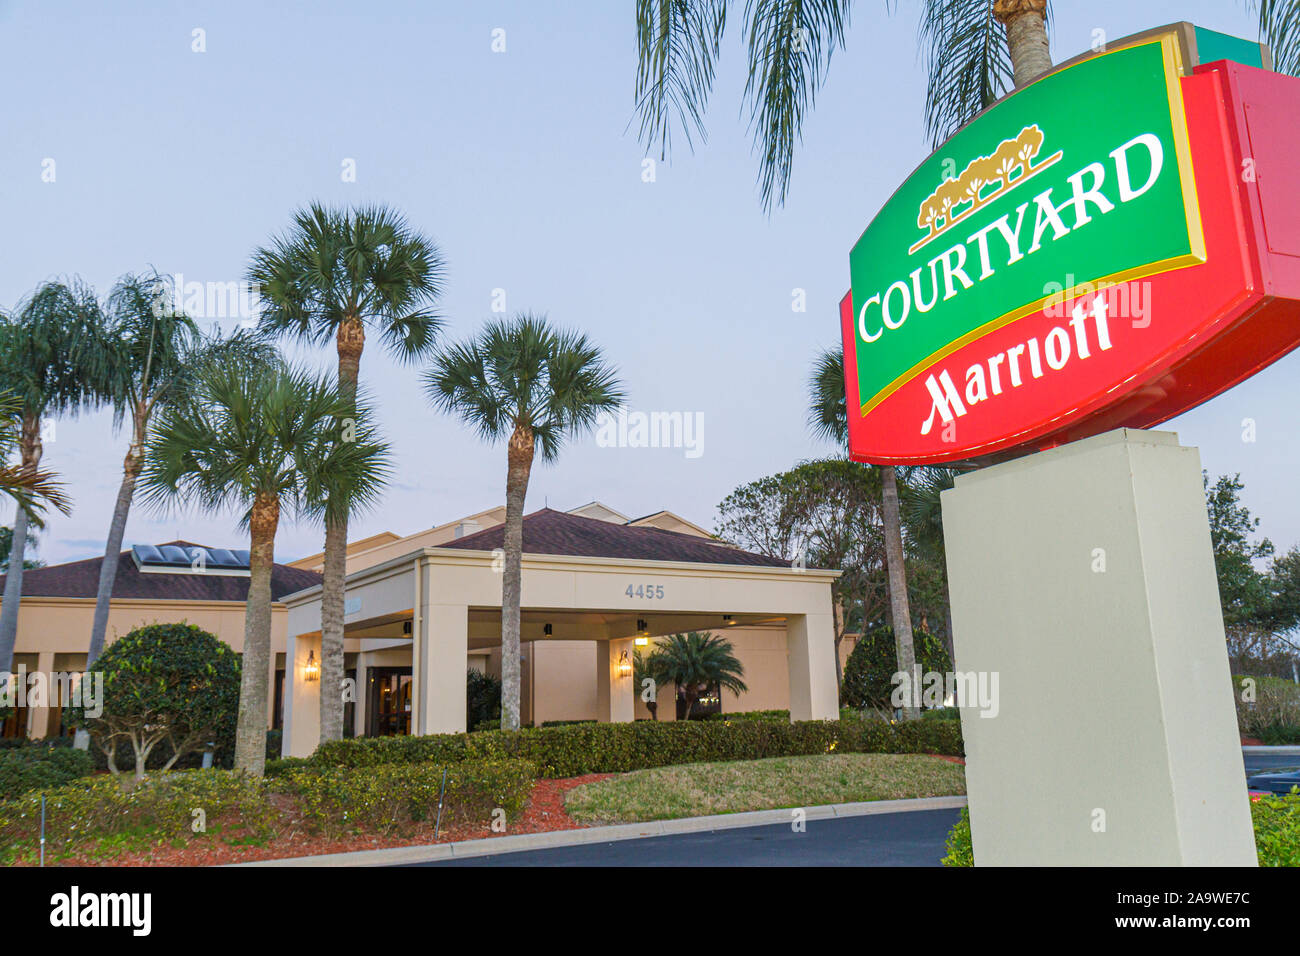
[742,0,852,211]
[634,0,729,158]
[1243,0,1300,75]
[918,0,1014,148]
[807,345,847,446]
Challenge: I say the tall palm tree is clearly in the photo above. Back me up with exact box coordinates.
[84,273,276,671]
[0,282,107,673]
[141,357,390,775]
[807,347,919,716]
[249,203,446,745]
[424,313,624,731]
[645,631,748,721]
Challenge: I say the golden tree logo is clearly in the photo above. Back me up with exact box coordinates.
[911,124,1063,254]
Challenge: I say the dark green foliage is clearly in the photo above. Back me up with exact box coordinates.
[276,759,534,835]
[643,632,747,721]
[841,625,952,711]
[0,744,94,800]
[0,769,276,863]
[466,669,501,730]
[306,715,963,779]
[67,622,240,777]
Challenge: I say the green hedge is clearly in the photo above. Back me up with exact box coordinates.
[307,716,963,779]
[0,769,275,863]
[941,796,1300,866]
[0,744,95,801]
[275,759,534,835]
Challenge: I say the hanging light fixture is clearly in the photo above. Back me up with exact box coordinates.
[544,623,553,637]
[303,650,320,682]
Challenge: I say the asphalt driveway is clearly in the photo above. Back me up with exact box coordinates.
[415,807,962,867]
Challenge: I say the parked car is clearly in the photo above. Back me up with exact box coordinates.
[1246,766,1300,797]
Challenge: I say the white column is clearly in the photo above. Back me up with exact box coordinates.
[942,428,1256,866]
[415,602,467,735]
[596,638,635,723]
[786,614,840,721]
[282,632,321,758]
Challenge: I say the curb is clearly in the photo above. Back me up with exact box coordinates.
[231,794,969,867]
[1243,745,1300,755]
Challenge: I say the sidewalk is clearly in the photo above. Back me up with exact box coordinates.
[233,794,969,867]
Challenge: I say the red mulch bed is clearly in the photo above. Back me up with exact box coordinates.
[19,773,616,867]
[1242,736,1264,746]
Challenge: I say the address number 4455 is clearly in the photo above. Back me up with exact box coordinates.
[626,583,664,600]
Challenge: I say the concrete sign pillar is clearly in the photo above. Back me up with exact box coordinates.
[941,428,1256,865]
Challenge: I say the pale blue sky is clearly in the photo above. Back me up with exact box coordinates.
[2,0,1293,565]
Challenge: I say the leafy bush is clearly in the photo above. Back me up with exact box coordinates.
[0,744,95,801]
[841,625,952,711]
[67,623,241,780]
[942,796,1300,866]
[307,715,962,779]
[274,759,534,835]
[467,669,501,730]
[1233,674,1300,741]
[0,769,275,863]
[1253,794,1300,866]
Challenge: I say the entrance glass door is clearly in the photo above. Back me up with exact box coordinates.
[367,667,412,736]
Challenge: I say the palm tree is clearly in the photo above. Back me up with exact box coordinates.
[140,356,390,775]
[249,203,446,745]
[424,313,624,731]
[645,632,747,721]
[808,347,919,716]
[0,282,107,673]
[84,273,276,671]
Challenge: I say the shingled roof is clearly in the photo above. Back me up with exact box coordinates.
[445,508,790,568]
[1,542,321,602]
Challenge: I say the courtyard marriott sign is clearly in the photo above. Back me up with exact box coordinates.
[841,25,1300,464]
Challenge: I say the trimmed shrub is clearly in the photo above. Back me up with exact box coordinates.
[841,625,952,711]
[942,796,1300,866]
[0,744,95,801]
[307,715,962,779]
[0,769,275,863]
[706,709,789,723]
[273,759,534,835]
[68,622,241,779]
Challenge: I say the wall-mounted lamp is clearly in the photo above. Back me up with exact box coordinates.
[544,623,553,637]
[303,649,320,682]
[402,620,412,635]
[636,618,648,636]
[617,650,633,678]
[723,614,735,625]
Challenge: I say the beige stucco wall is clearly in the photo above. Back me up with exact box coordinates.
[1,596,288,738]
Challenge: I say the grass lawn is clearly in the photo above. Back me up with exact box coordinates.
[564,752,966,825]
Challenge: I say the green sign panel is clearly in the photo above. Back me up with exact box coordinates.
[848,37,1204,414]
